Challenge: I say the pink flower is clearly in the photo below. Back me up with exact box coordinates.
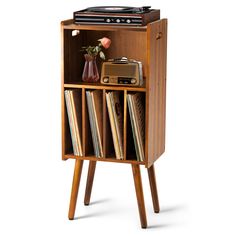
[82,37,111,60]
[99,37,111,49]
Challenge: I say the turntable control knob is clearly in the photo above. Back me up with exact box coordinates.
[131,78,136,84]
[126,19,131,24]
[106,19,111,23]
[116,19,121,23]
[103,77,109,83]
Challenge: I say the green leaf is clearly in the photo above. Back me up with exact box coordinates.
[99,51,105,60]
[95,46,99,53]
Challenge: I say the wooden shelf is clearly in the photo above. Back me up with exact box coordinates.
[64,154,145,165]
[64,82,146,92]
[61,19,148,32]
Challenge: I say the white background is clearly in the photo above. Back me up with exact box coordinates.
[0,0,236,235]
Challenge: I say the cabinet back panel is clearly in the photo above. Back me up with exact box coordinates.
[63,30,86,84]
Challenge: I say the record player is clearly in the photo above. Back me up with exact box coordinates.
[74,6,160,26]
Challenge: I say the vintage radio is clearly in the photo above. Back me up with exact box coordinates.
[101,58,143,86]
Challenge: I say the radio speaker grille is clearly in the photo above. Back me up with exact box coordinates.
[104,64,136,77]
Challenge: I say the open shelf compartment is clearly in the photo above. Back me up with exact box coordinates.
[62,28,148,85]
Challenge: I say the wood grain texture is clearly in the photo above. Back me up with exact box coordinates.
[62,28,148,84]
[84,161,97,205]
[68,159,84,220]
[64,83,146,91]
[61,27,73,158]
[103,89,115,157]
[145,19,167,168]
[61,19,167,167]
[82,88,86,156]
[65,30,86,84]
[61,19,148,31]
[64,154,145,165]
[102,89,107,157]
[123,90,127,160]
[132,164,147,228]
[83,88,94,156]
[61,24,65,159]
[147,164,160,213]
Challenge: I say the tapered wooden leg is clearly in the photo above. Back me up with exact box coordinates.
[132,164,147,228]
[147,164,160,213]
[84,161,97,205]
[68,159,83,220]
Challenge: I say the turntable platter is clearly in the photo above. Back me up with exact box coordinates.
[85,6,136,13]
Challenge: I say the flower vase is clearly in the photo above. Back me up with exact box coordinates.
[82,54,99,82]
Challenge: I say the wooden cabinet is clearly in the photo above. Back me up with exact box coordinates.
[61,18,167,228]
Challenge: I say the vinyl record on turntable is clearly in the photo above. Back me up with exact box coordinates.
[85,6,138,13]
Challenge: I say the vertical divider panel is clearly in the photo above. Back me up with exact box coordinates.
[102,89,107,158]
[123,90,127,160]
[62,88,72,157]
[144,91,148,165]
[103,89,115,158]
[82,88,86,156]
[83,88,95,156]
[61,88,66,158]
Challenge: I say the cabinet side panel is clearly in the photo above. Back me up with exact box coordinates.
[161,19,168,159]
[61,26,73,158]
[61,25,65,159]
[146,19,167,168]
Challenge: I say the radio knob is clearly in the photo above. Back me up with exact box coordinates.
[126,19,131,24]
[106,19,111,23]
[116,19,121,23]
[131,78,136,84]
[103,77,109,83]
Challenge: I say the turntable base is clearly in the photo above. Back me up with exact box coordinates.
[74,6,160,26]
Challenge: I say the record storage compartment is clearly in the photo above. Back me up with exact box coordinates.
[63,88,146,163]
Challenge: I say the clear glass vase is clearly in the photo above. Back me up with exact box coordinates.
[82,54,99,82]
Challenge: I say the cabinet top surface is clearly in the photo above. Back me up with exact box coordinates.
[61,19,148,31]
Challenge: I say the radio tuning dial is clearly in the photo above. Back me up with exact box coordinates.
[103,77,109,83]
[131,78,136,84]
